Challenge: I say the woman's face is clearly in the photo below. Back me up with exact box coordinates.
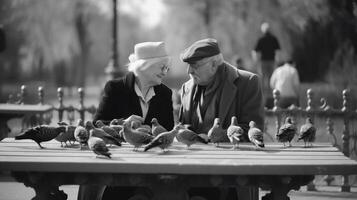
[137,60,170,86]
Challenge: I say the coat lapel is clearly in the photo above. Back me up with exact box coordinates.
[218,63,239,122]
[180,79,195,122]
[124,72,142,116]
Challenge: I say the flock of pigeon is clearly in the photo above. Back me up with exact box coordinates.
[13,116,316,158]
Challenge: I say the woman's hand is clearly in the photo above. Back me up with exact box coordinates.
[123,115,144,125]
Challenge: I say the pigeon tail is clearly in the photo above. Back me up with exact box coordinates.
[144,139,162,152]
[196,135,208,144]
[256,141,265,148]
[100,151,112,158]
[15,133,29,140]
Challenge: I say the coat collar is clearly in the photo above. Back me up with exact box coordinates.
[218,62,239,121]
[125,72,162,96]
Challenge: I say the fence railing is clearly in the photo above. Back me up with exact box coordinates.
[4,85,357,192]
[265,89,357,192]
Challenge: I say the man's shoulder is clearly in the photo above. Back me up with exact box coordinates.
[237,68,256,78]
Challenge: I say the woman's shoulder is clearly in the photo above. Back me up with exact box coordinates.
[155,83,172,96]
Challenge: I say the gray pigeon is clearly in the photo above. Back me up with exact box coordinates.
[298,117,316,147]
[151,118,167,137]
[88,136,111,158]
[122,121,154,151]
[110,118,124,126]
[277,117,297,147]
[207,118,227,146]
[55,121,76,147]
[248,121,265,148]
[15,125,66,149]
[87,121,121,147]
[144,124,183,152]
[74,119,89,150]
[176,126,208,148]
[96,120,124,143]
[227,116,244,149]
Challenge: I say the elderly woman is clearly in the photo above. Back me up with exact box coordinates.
[94,41,174,129]
[78,41,174,200]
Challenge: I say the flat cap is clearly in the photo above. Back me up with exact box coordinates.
[180,38,220,63]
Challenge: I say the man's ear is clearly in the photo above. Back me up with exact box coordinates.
[210,60,219,73]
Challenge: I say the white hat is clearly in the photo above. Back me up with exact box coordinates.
[129,41,168,62]
[128,42,170,72]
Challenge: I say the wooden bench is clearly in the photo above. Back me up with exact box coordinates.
[0,138,356,200]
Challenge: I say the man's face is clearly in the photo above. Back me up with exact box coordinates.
[186,59,216,85]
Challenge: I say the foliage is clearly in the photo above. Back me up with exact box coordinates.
[161,0,357,85]
[0,0,356,90]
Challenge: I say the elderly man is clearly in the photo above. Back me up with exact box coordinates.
[179,38,264,200]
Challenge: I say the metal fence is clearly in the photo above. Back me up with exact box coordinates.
[5,85,357,192]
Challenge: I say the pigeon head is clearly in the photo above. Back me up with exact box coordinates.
[110,118,124,125]
[231,116,238,126]
[249,121,256,128]
[131,121,141,129]
[76,119,84,127]
[285,117,293,124]
[151,118,158,125]
[57,121,69,126]
[213,118,220,126]
[85,120,95,130]
[95,120,105,128]
[306,117,313,124]
[174,123,185,131]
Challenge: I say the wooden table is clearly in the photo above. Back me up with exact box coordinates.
[0,104,53,140]
[0,138,356,200]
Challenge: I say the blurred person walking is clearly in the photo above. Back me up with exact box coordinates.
[270,59,300,108]
[0,24,6,99]
[252,22,281,99]
[0,24,6,53]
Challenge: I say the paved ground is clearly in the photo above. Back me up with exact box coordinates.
[1,176,356,200]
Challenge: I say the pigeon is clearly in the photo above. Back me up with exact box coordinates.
[74,119,89,150]
[207,118,227,146]
[276,117,297,147]
[123,115,145,128]
[135,124,152,135]
[110,118,124,126]
[108,120,125,141]
[298,117,316,147]
[96,120,125,143]
[55,121,76,147]
[86,121,121,147]
[130,121,141,129]
[151,118,167,137]
[109,123,123,134]
[15,125,66,149]
[87,136,111,158]
[227,116,245,149]
[176,126,208,148]
[0,121,11,141]
[248,121,265,148]
[144,124,183,152]
[122,121,154,151]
